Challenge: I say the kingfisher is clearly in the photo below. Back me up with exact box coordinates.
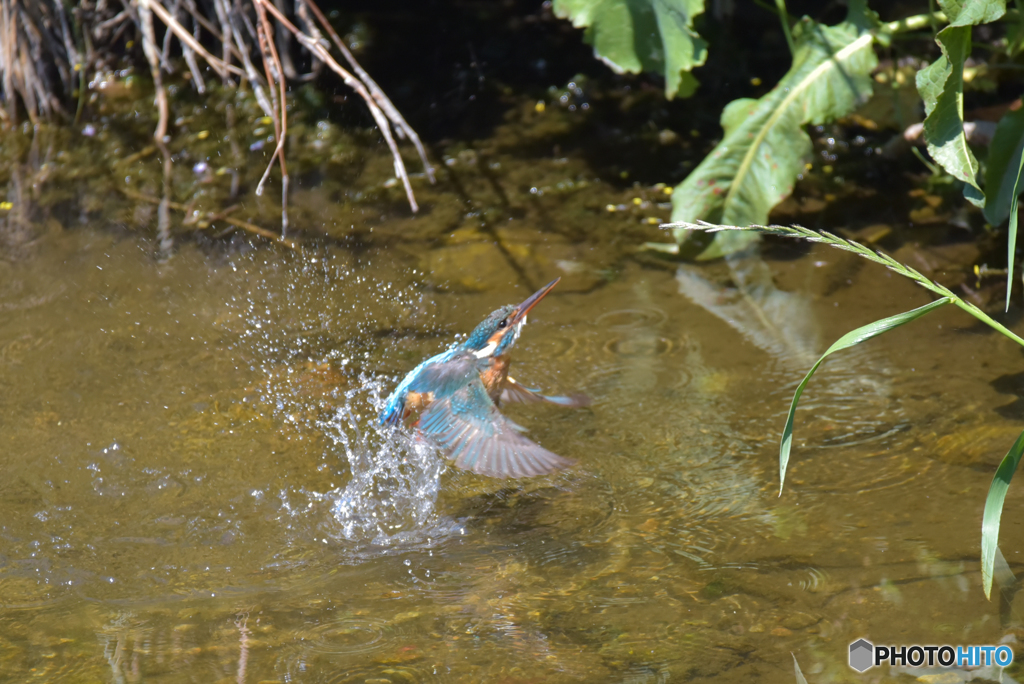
[379,278,588,479]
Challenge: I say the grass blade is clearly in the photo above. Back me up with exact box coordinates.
[982,106,1024,227]
[792,653,809,684]
[982,427,1024,599]
[666,220,1024,348]
[671,219,1024,599]
[779,297,951,495]
[1006,146,1024,311]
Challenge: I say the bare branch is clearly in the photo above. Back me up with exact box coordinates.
[254,0,289,235]
[135,0,244,80]
[256,0,420,211]
[135,0,174,256]
[301,0,434,183]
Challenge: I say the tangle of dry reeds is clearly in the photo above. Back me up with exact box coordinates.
[0,0,434,244]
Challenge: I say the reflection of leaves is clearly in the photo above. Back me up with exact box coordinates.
[676,253,820,367]
[669,16,876,259]
[792,654,809,684]
[552,0,707,99]
[770,505,809,541]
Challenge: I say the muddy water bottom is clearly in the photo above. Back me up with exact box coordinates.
[2,228,1024,682]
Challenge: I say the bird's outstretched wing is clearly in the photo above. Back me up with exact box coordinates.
[379,348,455,426]
[415,354,575,478]
[500,376,591,408]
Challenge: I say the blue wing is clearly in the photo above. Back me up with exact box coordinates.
[500,376,590,408]
[415,354,575,478]
[379,347,458,426]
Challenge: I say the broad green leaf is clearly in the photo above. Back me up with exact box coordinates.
[916,26,986,207]
[917,1,1007,208]
[982,426,1024,599]
[669,17,877,259]
[779,297,950,495]
[552,0,707,99]
[938,0,1005,27]
[981,106,1024,310]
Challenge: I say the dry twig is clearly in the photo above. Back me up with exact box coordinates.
[254,0,289,235]
[120,187,297,248]
[300,0,434,183]
[256,0,423,211]
[135,0,174,256]
[1,0,432,247]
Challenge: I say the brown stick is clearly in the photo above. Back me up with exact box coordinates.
[301,0,434,183]
[136,0,173,256]
[181,0,246,65]
[135,0,243,80]
[119,187,298,248]
[255,0,420,212]
[254,0,289,236]
[226,0,275,119]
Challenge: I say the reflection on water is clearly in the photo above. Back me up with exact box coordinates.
[677,248,918,484]
[677,250,821,368]
[1,229,1024,681]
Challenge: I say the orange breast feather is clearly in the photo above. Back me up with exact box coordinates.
[479,355,510,404]
[403,390,435,420]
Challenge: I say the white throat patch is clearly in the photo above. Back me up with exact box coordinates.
[473,340,498,359]
[472,317,527,359]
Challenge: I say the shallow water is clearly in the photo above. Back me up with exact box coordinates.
[2,220,1024,683]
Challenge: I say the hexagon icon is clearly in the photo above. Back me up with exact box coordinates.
[849,639,874,672]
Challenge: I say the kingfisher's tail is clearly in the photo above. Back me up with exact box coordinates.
[500,376,590,408]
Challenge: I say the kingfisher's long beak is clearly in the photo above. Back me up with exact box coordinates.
[476,278,561,359]
[508,277,560,328]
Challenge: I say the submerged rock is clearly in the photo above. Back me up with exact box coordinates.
[424,241,521,292]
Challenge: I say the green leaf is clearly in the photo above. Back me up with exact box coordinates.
[669,17,877,258]
[779,297,950,495]
[916,26,986,207]
[982,426,1024,599]
[983,107,1024,226]
[552,0,707,99]
[1007,164,1024,311]
[982,107,1024,310]
[916,0,1007,208]
[938,0,1005,27]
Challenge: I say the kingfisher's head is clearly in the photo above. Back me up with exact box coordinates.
[461,278,560,359]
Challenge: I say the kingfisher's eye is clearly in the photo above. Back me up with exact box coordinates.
[498,319,507,329]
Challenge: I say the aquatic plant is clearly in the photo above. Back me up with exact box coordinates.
[668,218,1024,600]
[553,0,707,100]
[558,0,1024,304]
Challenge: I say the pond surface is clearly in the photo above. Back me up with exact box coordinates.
[3,167,1024,682]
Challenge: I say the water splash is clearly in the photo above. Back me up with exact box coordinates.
[318,373,451,545]
[229,250,458,549]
